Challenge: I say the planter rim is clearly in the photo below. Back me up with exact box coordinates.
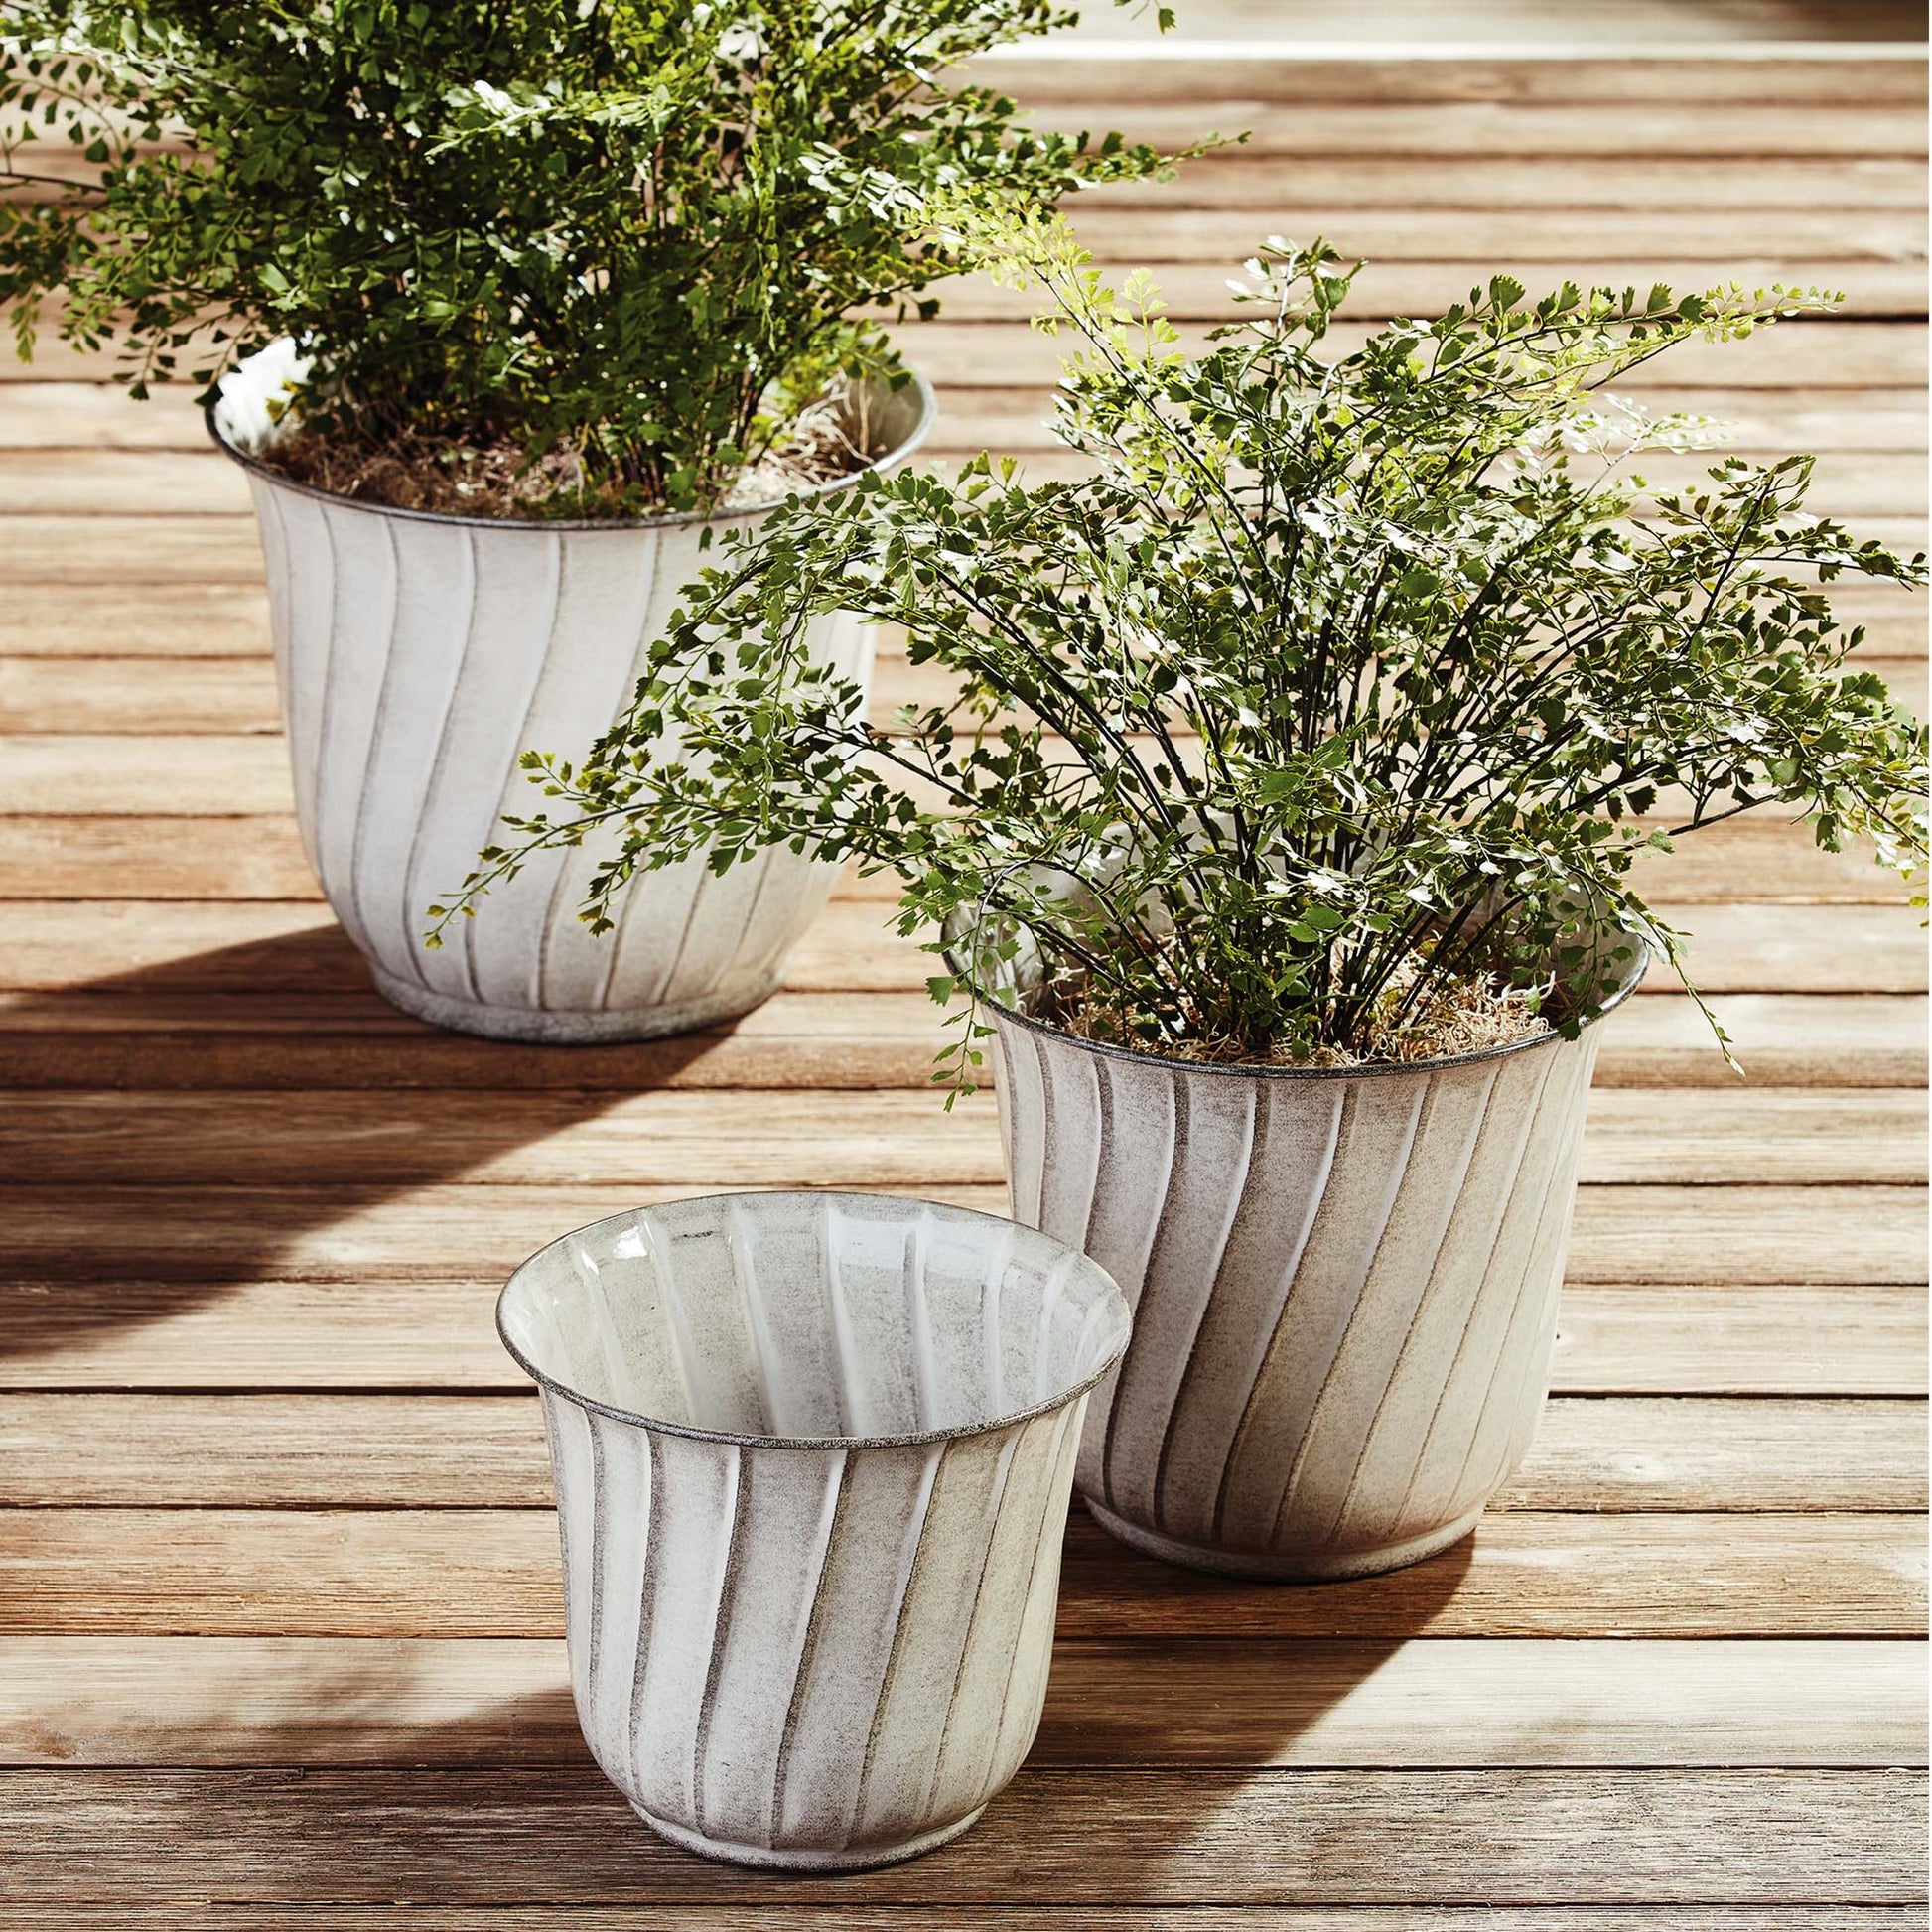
[496,1188,1131,1452]
[967,935,1649,1084]
[205,367,938,533]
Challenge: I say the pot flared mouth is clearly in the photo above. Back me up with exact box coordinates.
[206,367,938,533]
[958,932,1651,1084]
[496,1189,1132,1452]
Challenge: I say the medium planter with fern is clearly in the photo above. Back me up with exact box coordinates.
[982,956,1640,1578]
[448,226,1927,1575]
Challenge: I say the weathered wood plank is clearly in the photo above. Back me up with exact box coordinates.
[2,1508,1916,1638]
[1490,1396,1927,1511]
[0,809,1913,904]
[1061,1512,1929,1640]
[1579,1091,1926,1182]
[896,321,1932,394]
[7,1280,1918,1398]
[0,816,321,897]
[1593,995,1928,1089]
[1,897,1919,997]
[1031,103,1930,159]
[1,1635,1921,1769]
[1548,1283,1930,1396]
[4,629,1925,741]
[1,1766,1920,1904]
[1560,1186,1927,1285]
[9,737,1929,835]
[2,1909,1922,1932]
[0,1086,1916,1187]
[937,268,1931,330]
[925,392,1932,464]
[975,52,1932,109]
[0,1392,1918,1510]
[3,439,1924,518]
[0,1180,1003,1283]
[1,1179,1917,1285]
[0,988,971,1092]
[1074,155,1931,212]
[0,578,270,656]
[0,987,1916,1090]
[1656,902,1927,992]
[7,439,1927,521]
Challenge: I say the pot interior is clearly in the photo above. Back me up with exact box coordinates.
[499,1191,1129,1444]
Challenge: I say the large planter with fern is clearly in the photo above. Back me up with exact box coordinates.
[1,0,1175,1040]
[984,952,1641,1578]
[211,364,934,1040]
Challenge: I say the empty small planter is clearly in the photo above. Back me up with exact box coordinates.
[498,1190,1131,1869]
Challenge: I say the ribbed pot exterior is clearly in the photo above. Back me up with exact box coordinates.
[989,1012,1616,1580]
[499,1192,1130,1868]
[220,378,932,1042]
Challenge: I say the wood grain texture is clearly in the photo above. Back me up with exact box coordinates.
[1,896,1921,994]
[2,1912,1924,1932]
[0,991,1920,1091]
[1029,102,1931,158]
[2,437,1927,513]
[0,1767,1922,1903]
[0,1085,1916,1187]
[972,55,1932,106]
[1,1392,1919,1510]
[1079,154,1931,210]
[7,1280,1919,1397]
[45,734,1932,820]
[2,1508,1918,1638]
[3,642,1922,733]
[1,1636,1921,1768]
[0,808,1916,904]
[1139,0,1922,35]
[1,1179,1919,1285]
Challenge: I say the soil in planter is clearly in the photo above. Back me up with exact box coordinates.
[255,386,879,519]
[1038,950,1555,1071]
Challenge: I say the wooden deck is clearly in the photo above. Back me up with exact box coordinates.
[2,39,1927,1928]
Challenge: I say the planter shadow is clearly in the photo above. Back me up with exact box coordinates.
[9,1522,1479,1893]
[1,924,744,1363]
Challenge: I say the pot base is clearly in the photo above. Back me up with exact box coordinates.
[629,1801,988,1871]
[369,964,781,1043]
[1083,1497,1486,1582]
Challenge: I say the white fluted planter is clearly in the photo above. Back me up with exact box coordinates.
[986,963,1644,1581]
[498,1190,1130,1869]
[209,365,934,1041]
